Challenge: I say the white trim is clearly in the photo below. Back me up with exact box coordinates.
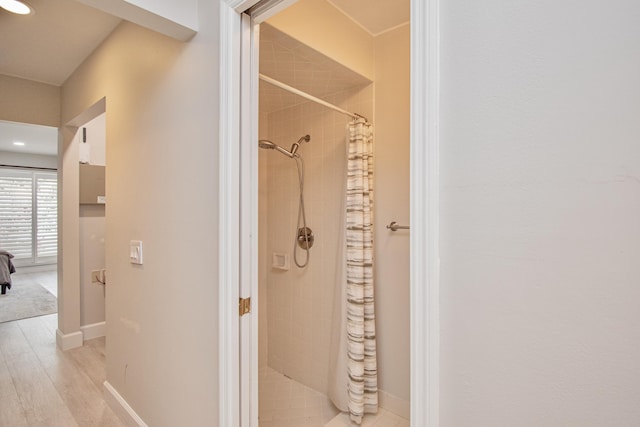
[379,389,410,420]
[11,264,56,273]
[225,0,260,12]
[410,0,440,426]
[81,321,106,341]
[248,0,299,24]
[249,21,260,426]
[238,13,260,427]
[103,381,148,427]
[55,329,83,351]
[219,2,241,427]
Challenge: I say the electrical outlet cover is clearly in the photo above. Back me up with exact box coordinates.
[91,270,101,283]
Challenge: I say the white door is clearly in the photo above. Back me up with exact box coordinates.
[239,11,260,427]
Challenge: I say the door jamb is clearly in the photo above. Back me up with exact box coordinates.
[410,1,440,425]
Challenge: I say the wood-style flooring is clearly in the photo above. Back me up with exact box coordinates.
[0,314,124,426]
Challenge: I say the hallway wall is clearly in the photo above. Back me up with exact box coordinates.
[0,75,60,127]
[79,204,105,327]
[60,3,221,424]
[440,1,640,425]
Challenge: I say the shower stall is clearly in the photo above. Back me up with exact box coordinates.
[257,21,375,425]
[256,12,410,425]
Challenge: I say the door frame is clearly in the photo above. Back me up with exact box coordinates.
[218,0,440,425]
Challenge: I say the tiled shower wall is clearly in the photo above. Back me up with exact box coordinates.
[259,84,373,395]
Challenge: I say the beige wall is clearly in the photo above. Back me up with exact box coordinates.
[0,75,60,127]
[372,23,411,405]
[79,204,106,326]
[441,2,640,424]
[60,2,220,424]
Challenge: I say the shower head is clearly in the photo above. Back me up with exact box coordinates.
[258,139,294,157]
[289,134,311,157]
[258,135,311,158]
[258,140,276,150]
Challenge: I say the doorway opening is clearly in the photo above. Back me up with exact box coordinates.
[248,1,411,425]
[0,120,58,323]
[220,0,439,425]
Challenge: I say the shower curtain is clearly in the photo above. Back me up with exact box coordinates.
[329,118,378,425]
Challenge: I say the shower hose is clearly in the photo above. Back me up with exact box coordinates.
[293,154,310,268]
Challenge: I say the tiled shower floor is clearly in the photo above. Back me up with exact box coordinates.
[258,367,409,427]
[326,410,410,427]
[259,366,339,426]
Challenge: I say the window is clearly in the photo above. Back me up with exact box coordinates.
[0,168,57,266]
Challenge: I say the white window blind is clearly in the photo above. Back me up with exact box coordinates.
[0,170,33,259]
[0,168,57,265]
[35,173,57,262]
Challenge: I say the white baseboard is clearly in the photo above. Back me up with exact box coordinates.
[56,329,83,351]
[104,381,148,427]
[81,321,106,341]
[379,389,410,420]
[14,264,57,273]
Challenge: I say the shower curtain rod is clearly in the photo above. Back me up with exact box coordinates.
[259,74,368,122]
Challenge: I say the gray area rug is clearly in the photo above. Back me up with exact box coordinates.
[0,280,57,323]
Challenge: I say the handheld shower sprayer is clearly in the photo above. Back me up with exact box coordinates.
[257,134,314,268]
[289,134,311,157]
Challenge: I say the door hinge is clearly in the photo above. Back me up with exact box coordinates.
[239,297,251,316]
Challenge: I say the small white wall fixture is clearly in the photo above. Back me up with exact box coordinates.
[218,0,440,426]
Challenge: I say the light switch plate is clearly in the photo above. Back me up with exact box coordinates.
[130,240,143,265]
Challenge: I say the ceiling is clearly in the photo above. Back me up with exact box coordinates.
[0,0,121,86]
[0,121,58,156]
[328,0,409,36]
[0,0,407,155]
[0,0,407,88]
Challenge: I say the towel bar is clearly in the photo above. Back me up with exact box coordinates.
[386,221,410,231]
